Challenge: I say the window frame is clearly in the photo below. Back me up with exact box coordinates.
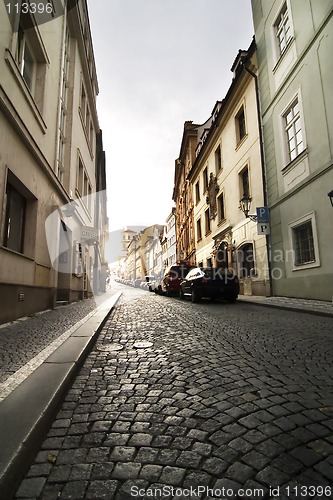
[195,181,200,204]
[205,208,211,235]
[2,171,37,258]
[214,144,222,174]
[10,12,49,111]
[203,167,209,194]
[282,96,305,163]
[3,183,26,254]
[235,105,247,146]
[239,166,250,201]
[288,212,320,271]
[196,218,202,242]
[274,1,293,59]
[217,192,225,222]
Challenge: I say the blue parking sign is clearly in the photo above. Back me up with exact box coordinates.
[256,207,269,222]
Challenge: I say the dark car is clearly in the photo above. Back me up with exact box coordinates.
[179,267,239,303]
[161,264,195,296]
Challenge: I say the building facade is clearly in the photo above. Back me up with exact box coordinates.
[0,0,107,323]
[164,208,177,268]
[251,0,333,299]
[173,122,202,265]
[189,40,270,296]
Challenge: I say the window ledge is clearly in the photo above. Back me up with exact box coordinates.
[5,49,47,134]
[272,37,295,74]
[282,148,308,175]
[1,245,34,261]
[292,261,320,271]
[205,230,212,237]
[217,217,226,227]
[235,134,248,151]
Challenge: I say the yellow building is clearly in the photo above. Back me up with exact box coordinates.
[188,40,270,296]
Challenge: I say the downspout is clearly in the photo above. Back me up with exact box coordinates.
[242,60,273,296]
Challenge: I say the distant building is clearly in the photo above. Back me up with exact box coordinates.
[251,0,333,300]
[173,122,202,265]
[124,225,164,282]
[165,208,177,267]
[0,1,107,323]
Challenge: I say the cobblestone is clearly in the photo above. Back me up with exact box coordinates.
[13,285,333,498]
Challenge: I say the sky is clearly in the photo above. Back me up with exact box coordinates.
[88,0,254,232]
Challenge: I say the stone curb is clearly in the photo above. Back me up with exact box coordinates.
[0,291,122,500]
[237,297,333,318]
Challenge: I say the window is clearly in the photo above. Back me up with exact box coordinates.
[79,78,94,153]
[293,221,315,266]
[289,213,320,270]
[196,218,202,242]
[236,106,246,143]
[195,181,200,204]
[284,98,304,162]
[240,167,250,198]
[57,28,70,183]
[206,257,213,268]
[80,82,87,114]
[4,183,26,253]
[218,193,225,221]
[203,167,209,193]
[77,157,84,195]
[215,145,222,173]
[275,3,292,56]
[12,14,48,111]
[16,24,36,92]
[205,208,211,234]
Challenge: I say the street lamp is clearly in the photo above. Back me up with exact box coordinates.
[240,194,257,222]
[328,190,333,207]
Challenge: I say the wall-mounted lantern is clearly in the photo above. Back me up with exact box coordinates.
[239,194,258,222]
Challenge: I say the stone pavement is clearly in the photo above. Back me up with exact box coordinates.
[13,286,333,499]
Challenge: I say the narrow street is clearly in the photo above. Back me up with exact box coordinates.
[15,283,333,499]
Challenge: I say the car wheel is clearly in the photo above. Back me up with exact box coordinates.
[191,288,200,303]
[227,294,238,303]
[210,297,216,303]
[179,288,185,300]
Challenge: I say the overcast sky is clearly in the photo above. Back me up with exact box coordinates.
[88,0,254,232]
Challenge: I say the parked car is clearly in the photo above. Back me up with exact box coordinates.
[161,263,195,296]
[145,275,155,292]
[179,267,239,303]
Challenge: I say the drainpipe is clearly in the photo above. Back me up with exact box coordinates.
[242,60,273,297]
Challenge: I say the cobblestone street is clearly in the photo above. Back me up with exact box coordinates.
[15,284,333,499]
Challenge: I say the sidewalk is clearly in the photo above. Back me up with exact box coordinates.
[238,294,333,318]
[0,291,122,499]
